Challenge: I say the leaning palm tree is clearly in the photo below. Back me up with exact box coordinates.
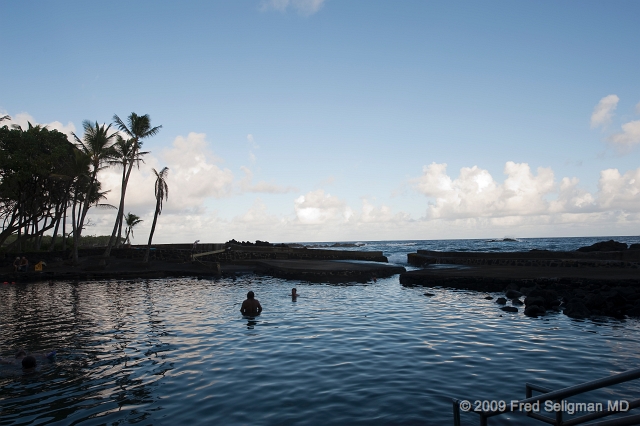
[123,212,143,245]
[104,113,161,257]
[143,167,169,263]
[71,121,117,263]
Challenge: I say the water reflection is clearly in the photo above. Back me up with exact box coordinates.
[1,277,640,425]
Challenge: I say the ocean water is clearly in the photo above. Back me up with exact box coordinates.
[1,236,640,425]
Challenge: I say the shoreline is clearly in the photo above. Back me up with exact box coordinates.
[401,247,640,320]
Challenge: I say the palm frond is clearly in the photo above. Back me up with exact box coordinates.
[113,114,134,139]
[94,203,117,210]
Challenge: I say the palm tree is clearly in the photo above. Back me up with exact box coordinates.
[104,113,161,257]
[143,167,169,263]
[71,121,117,263]
[123,212,143,245]
[108,135,149,246]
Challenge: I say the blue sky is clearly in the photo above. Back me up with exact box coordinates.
[2,1,640,243]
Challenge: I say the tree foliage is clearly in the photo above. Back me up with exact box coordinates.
[0,123,79,250]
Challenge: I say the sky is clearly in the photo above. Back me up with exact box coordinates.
[1,0,640,243]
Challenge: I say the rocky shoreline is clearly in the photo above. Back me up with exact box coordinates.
[401,240,640,320]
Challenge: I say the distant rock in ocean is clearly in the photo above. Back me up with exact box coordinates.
[576,240,628,252]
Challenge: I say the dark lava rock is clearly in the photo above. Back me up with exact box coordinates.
[505,289,523,299]
[511,298,523,306]
[564,299,590,319]
[630,244,640,251]
[484,296,494,300]
[424,292,435,297]
[524,305,546,317]
[496,297,507,304]
[520,286,535,296]
[584,292,605,311]
[627,303,640,317]
[501,306,518,313]
[576,240,628,252]
[524,296,545,307]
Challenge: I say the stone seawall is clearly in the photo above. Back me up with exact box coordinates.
[408,252,640,269]
[2,245,387,267]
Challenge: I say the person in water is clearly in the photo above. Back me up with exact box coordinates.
[18,257,29,272]
[22,355,37,370]
[290,288,299,298]
[0,349,56,367]
[241,291,262,316]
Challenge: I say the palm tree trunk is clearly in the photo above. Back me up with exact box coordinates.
[74,171,98,263]
[104,159,133,256]
[71,197,78,262]
[143,198,161,263]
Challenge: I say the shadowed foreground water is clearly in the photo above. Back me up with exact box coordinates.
[1,273,640,425]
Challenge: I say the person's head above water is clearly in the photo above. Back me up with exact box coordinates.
[291,288,297,295]
[22,355,36,369]
[15,350,26,358]
[247,291,255,299]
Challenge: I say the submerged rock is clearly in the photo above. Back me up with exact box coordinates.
[495,297,507,304]
[501,306,518,313]
[424,292,435,297]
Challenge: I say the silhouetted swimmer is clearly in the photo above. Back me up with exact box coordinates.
[290,288,299,301]
[241,291,262,316]
[1,349,56,367]
[22,355,36,370]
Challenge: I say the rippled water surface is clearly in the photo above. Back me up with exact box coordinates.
[2,237,640,425]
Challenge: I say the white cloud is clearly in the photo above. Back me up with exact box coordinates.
[161,132,234,201]
[414,161,640,223]
[549,177,596,213]
[590,94,619,128]
[260,0,326,15]
[239,166,297,194]
[596,168,640,211]
[414,162,554,219]
[294,189,352,224]
[607,120,640,149]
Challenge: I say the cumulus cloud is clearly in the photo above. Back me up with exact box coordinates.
[596,168,640,211]
[260,0,326,15]
[590,95,640,151]
[608,120,640,149]
[591,94,619,128]
[161,132,234,200]
[413,161,640,223]
[414,162,554,219]
[294,189,353,224]
[239,166,297,193]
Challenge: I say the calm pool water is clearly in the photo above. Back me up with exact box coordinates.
[1,274,640,425]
